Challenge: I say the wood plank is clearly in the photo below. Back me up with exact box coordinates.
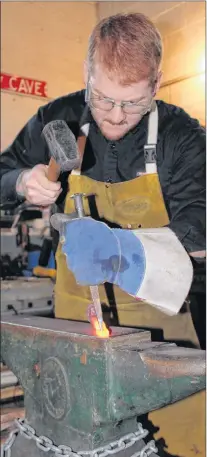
[0,425,18,446]
[1,365,9,372]
[1,407,25,424]
[1,407,25,432]
[1,386,24,400]
[1,371,18,388]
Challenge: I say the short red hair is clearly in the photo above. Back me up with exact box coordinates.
[87,13,162,85]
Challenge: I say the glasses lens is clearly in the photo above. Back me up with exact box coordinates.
[90,97,113,112]
[123,104,149,115]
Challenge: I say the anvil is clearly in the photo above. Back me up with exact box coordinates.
[1,315,205,457]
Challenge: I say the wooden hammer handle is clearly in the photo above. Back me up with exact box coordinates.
[47,157,61,182]
[76,134,87,171]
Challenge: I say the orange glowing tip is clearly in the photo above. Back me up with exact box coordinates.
[91,317,110,338]
[87,304,111,338]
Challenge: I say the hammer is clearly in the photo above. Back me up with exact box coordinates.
[43,121,104,330]
[32,121,81,280]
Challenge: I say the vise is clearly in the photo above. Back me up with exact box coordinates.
[1,315,205,457]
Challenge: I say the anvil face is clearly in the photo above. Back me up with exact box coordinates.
[5,315,142,336]
[3,315,149,342]
[1,315,205,452]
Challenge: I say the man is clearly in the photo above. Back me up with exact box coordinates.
[0,13,205,346]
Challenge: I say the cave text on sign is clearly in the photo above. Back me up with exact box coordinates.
[0,73,48,98]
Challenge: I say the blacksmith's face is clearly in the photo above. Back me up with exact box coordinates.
[85,65,158,140]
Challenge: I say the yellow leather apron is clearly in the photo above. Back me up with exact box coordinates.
[55,102,198,347]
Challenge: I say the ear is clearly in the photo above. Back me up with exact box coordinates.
[83,61,89,87]
[153,70,163,96]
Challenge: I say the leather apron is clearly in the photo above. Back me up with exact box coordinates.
[55,102,199,347]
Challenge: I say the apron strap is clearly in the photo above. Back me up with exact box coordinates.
[144,100,158,174]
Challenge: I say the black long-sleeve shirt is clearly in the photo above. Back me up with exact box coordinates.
[0,89,206,253]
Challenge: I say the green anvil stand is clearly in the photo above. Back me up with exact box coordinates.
[1,315,205,457]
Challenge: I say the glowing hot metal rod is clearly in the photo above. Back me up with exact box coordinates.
[70,192,104,332]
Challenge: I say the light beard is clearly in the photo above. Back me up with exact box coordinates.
[91,109,143,140]
[99,120,133,140]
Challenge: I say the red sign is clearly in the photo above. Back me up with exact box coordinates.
[0,73,48,98]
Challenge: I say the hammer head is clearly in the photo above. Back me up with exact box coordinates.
[42,120,81,171]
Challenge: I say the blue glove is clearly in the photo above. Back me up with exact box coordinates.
[61,218,145,296]
[113,228,145,295]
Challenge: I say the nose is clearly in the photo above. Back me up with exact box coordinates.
[107,105,126,124]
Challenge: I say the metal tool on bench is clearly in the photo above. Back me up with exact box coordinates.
[1,315,205,457]
[1,277,54,316]
[0,202,44,279]
[43,120,103,330]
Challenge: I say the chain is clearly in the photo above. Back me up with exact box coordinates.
[1,418,158,457]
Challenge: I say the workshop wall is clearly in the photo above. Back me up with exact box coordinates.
[1,1,97,150]
[97,1,206,126]
[1,1,205,151]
